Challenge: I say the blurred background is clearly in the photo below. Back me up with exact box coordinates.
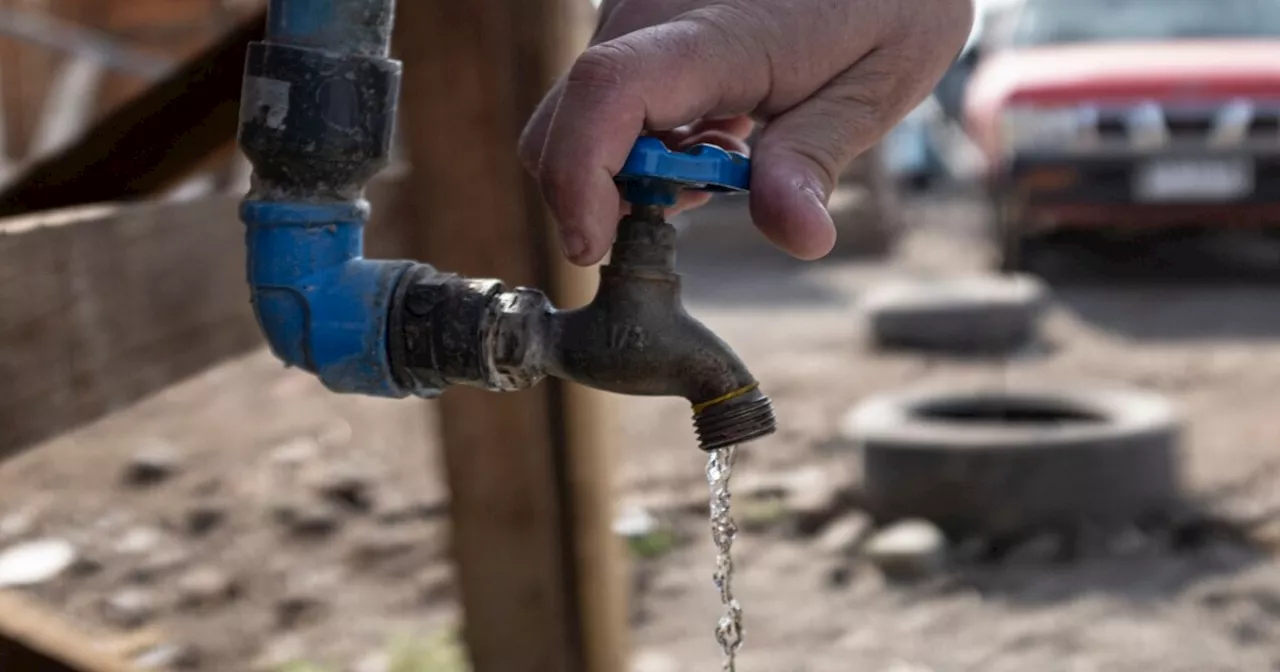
[4,0,1280,671]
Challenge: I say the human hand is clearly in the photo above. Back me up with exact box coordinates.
[519,0,974,266]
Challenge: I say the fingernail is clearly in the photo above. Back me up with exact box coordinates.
[561,231,588,261]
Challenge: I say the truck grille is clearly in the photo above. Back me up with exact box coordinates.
[1088,102,1280,148]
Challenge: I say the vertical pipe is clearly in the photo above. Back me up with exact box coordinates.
[239,0,412,397]
[266,0,395,57]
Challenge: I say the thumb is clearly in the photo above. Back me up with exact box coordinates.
[750,55,918,260]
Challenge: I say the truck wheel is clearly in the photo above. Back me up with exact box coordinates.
[842,384,1182,537]
[858,275,1049,353]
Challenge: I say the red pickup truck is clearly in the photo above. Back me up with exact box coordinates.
[962,0,1280,271]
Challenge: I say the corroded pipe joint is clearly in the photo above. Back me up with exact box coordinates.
[388,264,552,395]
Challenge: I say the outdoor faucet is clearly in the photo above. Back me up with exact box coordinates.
[390,139,776,450]
[237,0,776,450]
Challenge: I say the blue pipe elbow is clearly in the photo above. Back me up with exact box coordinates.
[242,200,413,398]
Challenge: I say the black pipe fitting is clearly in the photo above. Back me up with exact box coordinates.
[238,38,401,201]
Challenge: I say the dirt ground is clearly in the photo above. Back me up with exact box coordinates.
[8,189,1280,671]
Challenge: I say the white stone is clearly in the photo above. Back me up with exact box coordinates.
[817,512,874,555]
[632,649,682,672]
[613,505,659,539]
[352,652,390,672]
[0,538,77,587]
[115,527,163,555]
[102,588,156,628]
[863,519,948,580]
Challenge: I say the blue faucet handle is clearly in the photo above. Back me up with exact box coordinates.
[615,136,751,207]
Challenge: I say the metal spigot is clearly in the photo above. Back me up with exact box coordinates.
[389,138,777,451]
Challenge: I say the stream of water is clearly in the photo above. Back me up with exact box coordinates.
[706,446,743,672]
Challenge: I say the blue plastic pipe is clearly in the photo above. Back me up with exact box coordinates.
[267,0,392,56]
[240,0,413,398]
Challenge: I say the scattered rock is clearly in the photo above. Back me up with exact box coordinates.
[615,506,680,560]
[316,421,353,449]
[314,464,376,513]
[275,591,327,630]
[353,652,391,672]
[127,548,192,584]
[817,512,874,555]
[69,555,105,578]
[267,437,321,468]
[102,588,157,629]
[736,494,789,533]
[1250,518,1280,551]
[0,510,35,541]
[614,506,660,539]
[632,649,682,672]
[375,494,448,525]
[176,566,239,609]
[826,563,855,588]
[249,635,307,671]
[115,527,163,555]
[123,443,185,487]
[864,519,948,581]
[192,478,222,497]
[293,506,342,537]
[0,538,78,587]
[134,643,201,670]
[731,471,793,501]
[349,528,421,565]
[779,467,847,537]
[271,498,343,538]
[416,565,456,604]
[1006,532,1067,565]
[184,502,227,537]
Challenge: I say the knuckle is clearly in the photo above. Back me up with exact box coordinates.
[567,42,639,94]
[829,83,890,128]
[781,135,844,186]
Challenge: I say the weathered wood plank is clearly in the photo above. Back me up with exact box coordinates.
[0,170,406,459]
[0,196,257,457]
[0,591,136,672]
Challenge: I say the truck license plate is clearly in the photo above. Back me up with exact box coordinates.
[1135,158,1253,202]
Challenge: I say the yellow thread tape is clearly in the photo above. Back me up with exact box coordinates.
[691,383,759,415]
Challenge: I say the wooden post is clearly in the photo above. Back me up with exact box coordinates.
[394,1,627,672]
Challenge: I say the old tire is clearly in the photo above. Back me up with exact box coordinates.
[844,384,1182,537]
[859,275,1049,353]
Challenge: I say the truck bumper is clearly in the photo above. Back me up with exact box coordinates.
[995,150,1280,234]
